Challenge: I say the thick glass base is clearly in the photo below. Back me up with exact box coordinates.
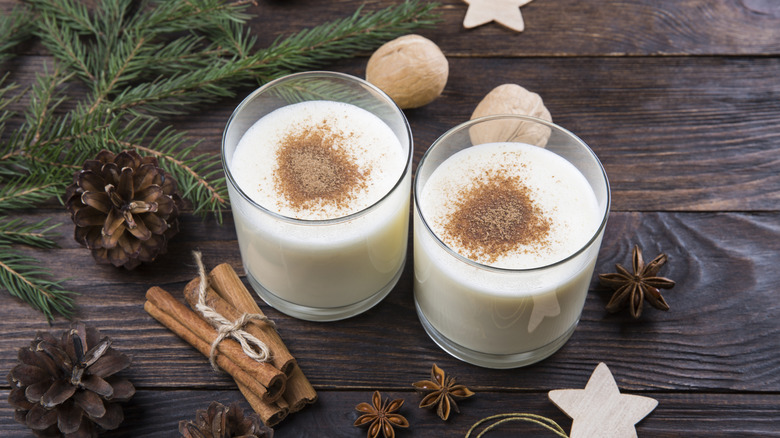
[246,260,405,322]
[415,300,578,369]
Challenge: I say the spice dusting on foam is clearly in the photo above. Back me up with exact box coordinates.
[230,101,406,220]
[420,142,601,269]
[274,120,368,215]
[441,170,552,265]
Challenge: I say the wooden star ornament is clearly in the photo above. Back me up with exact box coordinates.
[548,363,658,438]
[462,0,535,32]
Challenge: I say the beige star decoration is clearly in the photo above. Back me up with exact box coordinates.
[548,363,658,438]
[462,0,535,32]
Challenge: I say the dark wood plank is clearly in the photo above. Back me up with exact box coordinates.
[5,55,780,212]
[231,0,780,56]
[2,1,778,436]
[1,389,778,437]
[410,56,780,211]
[4,0,780,56]
[1,211,778,392]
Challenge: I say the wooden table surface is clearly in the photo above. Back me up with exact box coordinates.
[2,0,779,436]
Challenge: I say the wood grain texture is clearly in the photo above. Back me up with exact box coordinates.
[173,0,780,56]
[3,0,780,56]
[549,363,659,438]
[1,1,778,436]
[1,212,777,392]
[6,54,779,212]
[1,390,778,437]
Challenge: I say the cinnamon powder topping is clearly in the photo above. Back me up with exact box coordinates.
[441,173,551,264]
[274,121,368,213]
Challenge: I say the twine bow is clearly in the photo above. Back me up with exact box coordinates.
[192,251,276,371]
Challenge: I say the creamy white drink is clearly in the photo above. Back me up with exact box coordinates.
[226,97,410,320]
[414,140,606,366]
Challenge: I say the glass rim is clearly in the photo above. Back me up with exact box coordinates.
[222,71,413,225]
[413,114,611,273]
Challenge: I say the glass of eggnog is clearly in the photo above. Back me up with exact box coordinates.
[222,72,412,321]
[413,115,610,368]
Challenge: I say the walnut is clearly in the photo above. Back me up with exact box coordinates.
[469,83,553,147]
[366,34,448,109]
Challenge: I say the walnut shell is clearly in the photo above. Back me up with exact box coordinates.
[469,84,553,147]
[366,34,448,109]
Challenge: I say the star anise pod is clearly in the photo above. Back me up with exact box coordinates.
[353,391,409,438]
[412,364,474,421]
[598,245,676,318]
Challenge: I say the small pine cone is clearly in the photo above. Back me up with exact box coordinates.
[179,401,273,438]
[65,149,183,270]
[6,322,135,437]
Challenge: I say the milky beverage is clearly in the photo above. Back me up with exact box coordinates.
[229,100,409,311]
[414,142,603,356]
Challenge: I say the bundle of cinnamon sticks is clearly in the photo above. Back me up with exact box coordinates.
[144,263,316,427]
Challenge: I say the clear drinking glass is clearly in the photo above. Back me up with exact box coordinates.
[413,115,610,368]
[223,72,412,321]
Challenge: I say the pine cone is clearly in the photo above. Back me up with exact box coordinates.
[6,322,135,437]
[179,401,273,438]
[65,149,183,269]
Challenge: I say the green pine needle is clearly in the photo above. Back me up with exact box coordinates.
[0,217,60,248]
[252,1,441,83]
[0,0,440,321]
[0,175,66,211]
[0,244,77,321]
[0,5,34,65]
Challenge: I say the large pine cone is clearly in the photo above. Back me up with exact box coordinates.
[65,149,182,269]
[7,322,135,437]
[179,401,273,438]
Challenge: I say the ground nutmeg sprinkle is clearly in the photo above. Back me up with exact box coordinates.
[441,172,552,264]
[274,120,368,213]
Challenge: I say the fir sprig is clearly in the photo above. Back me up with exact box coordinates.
[0,0,441,320]
[0,175,66,210]
[0,6,34,65]
[103,123,229,220]
[0,75,23,144]
[0,245,76,321]
[0,217,59,248]
[251,1,441,82]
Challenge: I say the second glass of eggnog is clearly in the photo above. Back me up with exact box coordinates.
[223,72,412,321]
[414,115,610,368]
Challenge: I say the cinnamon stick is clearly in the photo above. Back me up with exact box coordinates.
[236,381,287,427]
[207,264,318,409]
[144,286,286,402]
[144,300,271,403]
[146,299,285,426]
[206,264,297,376]
[182,277,296,376]
[283,364,318,413]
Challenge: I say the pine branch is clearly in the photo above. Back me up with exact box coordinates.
[20,64,73,149]
[250,1,441,82]
[0,175,66,210]
[0,0,440,321]
[130,0,255,35]
[94,1,442,116]
[0,244,76,321]
[205,14,257,59]
[34,13,96,84]
[0,217,59,248]
[100,119,229,219]
[0,5,34,65]
[0,74,24,143]
[22,0,96,36]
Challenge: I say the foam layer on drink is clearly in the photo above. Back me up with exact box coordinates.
[231,100,406,220]
[419,142,601,269]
